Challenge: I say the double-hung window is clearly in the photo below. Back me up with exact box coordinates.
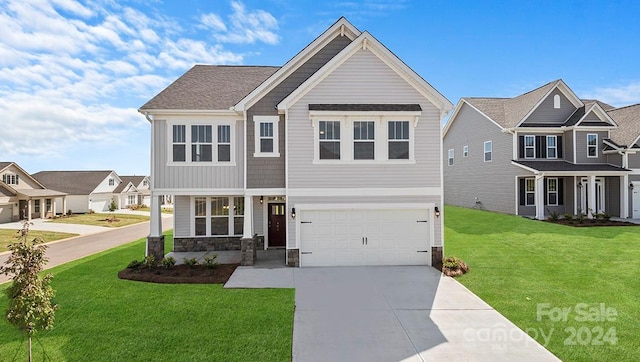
[192,125,212,162]
[524,135,535,159]
[448,149,454,166]
[254,116,280,157]
[547,178,558,205]
[172,125,186,162]
[194,197,207,236]
[587,134,598,158]
[233,197,244,235]
[484,141,493,162]
[193,196,244,236]
[217,125,231,162]
[210,197,229,235]
[463,145,469,157]
[128,195,137,206]
[353,121,375,160]
[34,200,40,213]
[2,173,18,185]
[319,121,341,160]
[547,135,557,159]
[388,121,409,159]
[525,178,535,206]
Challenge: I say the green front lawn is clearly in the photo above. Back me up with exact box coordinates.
[49,213,149,227]
[445,205,640,362]
[0,229,78,253]
[0,231,294,361]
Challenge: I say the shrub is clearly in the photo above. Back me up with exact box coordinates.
[602,212,612,221]
[576,212,586,224]
[547,210,560,222]
[442,256,469,277]
[183,257,199,267]
[67,209,73,216]
[144,255,157,268]
[127,260,144,269]
[161,256,176,268]
[562,213,574,222]
[203,254,219,270]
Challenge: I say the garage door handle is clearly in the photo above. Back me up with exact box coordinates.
[301,221,312,224]
[416,220,428,223]
[301,252,312,254]
[417,250,429,253]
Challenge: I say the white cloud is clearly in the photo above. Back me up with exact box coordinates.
[583,82,640,107]
[200,1,279,45]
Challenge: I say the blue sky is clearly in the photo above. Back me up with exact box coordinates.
[2,0,639,175]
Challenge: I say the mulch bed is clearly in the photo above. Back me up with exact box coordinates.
[545,219,637,227]
[118,264,239,284]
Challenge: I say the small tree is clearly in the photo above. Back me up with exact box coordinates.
[108,198,118,222]
[0,221,57,362]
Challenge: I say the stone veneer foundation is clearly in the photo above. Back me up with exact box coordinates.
[431,246,443,270]
[287,249,300,267]
[147,236,165,261]
[173,236,264,252]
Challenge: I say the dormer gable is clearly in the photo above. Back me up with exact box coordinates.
[575,103,617,128]
[518,80,582,127]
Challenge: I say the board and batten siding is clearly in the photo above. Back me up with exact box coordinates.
[627,153,640,169]
[174,195,190,237]
[287,195,442,249]
[574,130,609,164]
[246,35,352,189]
[605,176,620,216]
[444,103,524,214]
[607,153,623,167]
[252,196,264,235]
[563,130,574,163]
[521,90,577,125]
[286,49,442,189]
[152,119,244,189]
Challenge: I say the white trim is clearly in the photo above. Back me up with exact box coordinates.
[253,115,280,157]
[587,133,598,158]
[166,120,238,166]
[141,109,240,118]
[524,135,535,159]
[463,145,468,158]
[546,135,558,159]
[245,188,287,196]
[153,188,244,196]
[447,148,454,166]
[546,177,559,206]
[287,187,441,197]
[524,178,536,206]
[575,103,618,127]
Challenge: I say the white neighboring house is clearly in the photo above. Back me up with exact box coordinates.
[114,176,151,208]
[32,170,122,213]
[0,162,68,222]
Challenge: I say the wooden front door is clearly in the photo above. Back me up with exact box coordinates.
[268,203,286,248]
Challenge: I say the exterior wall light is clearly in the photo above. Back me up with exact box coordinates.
[259,196,264,204]
[434,206,440,218]
[577,182,583,189]
[630,183,635,190]
[291,207,296,219]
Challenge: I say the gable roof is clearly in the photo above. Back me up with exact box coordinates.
[114,176,147,193]
[32,170,115,195]
[0,161,47,189]
[139,65,279,112]
[607,104,640,147]
[277,31,453,114]
[0,162,12,172]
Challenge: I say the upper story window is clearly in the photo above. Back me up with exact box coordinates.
[463,145,469,157]
[587,134,598,158]
[319,121,341,160]
[108,178,114,186]
[2,173,19,185]
[254,116,280,157]
[484,141,492,162]
[546,135,557,159]
[553,94,561,109]
[448,149,454,166]
[169,122,235,165]
[143,179,149,186]
[524,135,535,159]
[388,121,409,159]
[353,121,375,160]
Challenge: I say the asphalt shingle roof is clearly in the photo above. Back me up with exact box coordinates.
[32,171,113,195]
[113,176,147,193]
[513,160,628,172]
[607,104,640,147]
[139,65,280,111]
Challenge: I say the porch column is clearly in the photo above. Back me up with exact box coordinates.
[621,174,629,218]
[242,195,254,239]
[40,198,45,219]
[27,199,32,221]
[573,176,579,215]
[588,175,597,218]
[62,196,67,216]
[52,199,57,218]
[146,194,164,260]
[535,175,545,219]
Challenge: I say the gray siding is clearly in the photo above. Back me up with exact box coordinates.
[564,130,574,162]
[605,176,620,216]
[574,130,609,163]
[252,196,264,235]
[607,153,623,167]
[516,176,571,217]
[628,153,640,169]
[444,103,524,214]
[287,49,442,188]
[246,35,352,189]
[153,119,244,189]
[583,111,601,122]
[287,195,442,249]
[522,90,576,125]
[174,195,190,237]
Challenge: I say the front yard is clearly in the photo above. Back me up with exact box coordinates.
[0,229,78,253]
[49,213,149,227]
[0,231,294,361]
[445,205,640,362]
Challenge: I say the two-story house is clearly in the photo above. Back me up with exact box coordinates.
[443,79,640,219]
[140,17,453,267]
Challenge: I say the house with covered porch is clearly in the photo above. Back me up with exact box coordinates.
[443,79,638,219]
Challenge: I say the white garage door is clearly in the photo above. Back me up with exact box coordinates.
[90,198,109,212]
[299,208,431,267]
[0,205,13,223]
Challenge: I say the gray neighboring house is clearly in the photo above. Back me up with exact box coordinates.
[139,17,453,267]
[32,170,122,213]
[443,79,640,219]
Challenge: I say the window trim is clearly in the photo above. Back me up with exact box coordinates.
[524,135,535,159]
[311,117,415,164]
[587,133,598,158]
[547,178,558,206]
[167,120,236,166]
[253,116,280,157]
[546,135,557,159]
[463,145,468,158]
[353,121,375,160]
[448,149,454,166]
[2,173,19,185]
[525,178,535,206]
[191,196,243,237]
[388,120,410,160]
[553,94,561,109]
[484,140,493,162]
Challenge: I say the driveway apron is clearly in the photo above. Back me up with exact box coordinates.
[291,266,559,362]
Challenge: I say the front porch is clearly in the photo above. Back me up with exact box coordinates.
[15,189,68,221]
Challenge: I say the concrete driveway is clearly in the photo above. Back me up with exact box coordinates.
[226,266,559,361]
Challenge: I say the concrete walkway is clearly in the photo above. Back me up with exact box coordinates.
[226,266,559,362]
[0,217,110,235]
[0,216,173,284]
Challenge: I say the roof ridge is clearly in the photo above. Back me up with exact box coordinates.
[607,103,640,112]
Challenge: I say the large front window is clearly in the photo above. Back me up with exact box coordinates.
[587,134,598,158]
[193,196,244,236]
[388,121,409,159]
[353,121,375,160]
[319,121,341,160]
[170,123,234,164]
[210,197,229,235]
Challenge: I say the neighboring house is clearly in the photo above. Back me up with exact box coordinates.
[114,176,151,208]
[139,17,453,267]
[32,170,122,213]
[443,79,640,219]
[0,162,67,222]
